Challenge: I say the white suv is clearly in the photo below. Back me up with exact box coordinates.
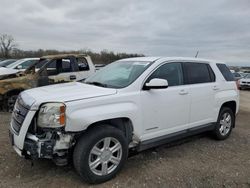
[9,57,239,184]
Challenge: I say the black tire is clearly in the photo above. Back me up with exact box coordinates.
[213,107,235,140]
[7,94,18,112]
[73,125,128,184]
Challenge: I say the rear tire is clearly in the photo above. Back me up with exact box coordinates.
[73,125,128,184]
[213,107,235,140]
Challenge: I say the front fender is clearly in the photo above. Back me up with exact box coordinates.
[65,102,139,133]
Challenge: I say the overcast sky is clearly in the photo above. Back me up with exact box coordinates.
[0,0,250,65]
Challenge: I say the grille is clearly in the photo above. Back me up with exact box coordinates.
[242,81,250,84]
[11,96,30,134]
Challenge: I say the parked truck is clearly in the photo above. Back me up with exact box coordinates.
[0,54,95,111]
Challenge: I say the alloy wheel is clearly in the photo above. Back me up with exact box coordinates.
[219,112,232,136]
[88,137,122,176]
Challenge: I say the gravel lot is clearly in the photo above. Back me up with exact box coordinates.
[0,91,250,188]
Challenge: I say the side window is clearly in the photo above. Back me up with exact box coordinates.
[216,63,234,81]
[46,60,57,76]
[147,63,184,86]
[35,60,47,69]
[77,58,89,71]
[61,59,72,73]
[184,63,213,84]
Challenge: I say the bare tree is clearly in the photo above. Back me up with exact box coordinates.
[0,34,17,58]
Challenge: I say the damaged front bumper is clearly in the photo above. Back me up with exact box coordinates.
[23,132,74,165]
[10,109,75,166]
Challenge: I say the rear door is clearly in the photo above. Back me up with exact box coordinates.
[183,62,216,128]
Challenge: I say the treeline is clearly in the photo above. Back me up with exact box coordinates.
[9,48,145,64]
[0,34,144,64]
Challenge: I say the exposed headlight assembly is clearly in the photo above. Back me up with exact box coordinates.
[37,103,66,128]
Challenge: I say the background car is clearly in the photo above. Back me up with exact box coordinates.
[0,54,96,111]
[239,72,249,78]
[0,58,39,76]
[95,63,106,71]
[239,73,250,90]
[0,59,17,67]
[232,72,242,80]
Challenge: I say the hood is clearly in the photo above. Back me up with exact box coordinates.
[0,72,20,80]
[21,82,117,109]
[0,67,19,76]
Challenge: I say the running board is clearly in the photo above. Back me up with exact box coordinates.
[137,123,216,152]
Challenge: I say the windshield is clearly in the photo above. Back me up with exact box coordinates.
[0,59,16,67]
[6,59,39,70]
[6,59,26,68]
[85,61,152,88]
[246,74,250,79]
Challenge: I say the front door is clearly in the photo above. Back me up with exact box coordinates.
[140,62,190,141]
[47,59,78,84]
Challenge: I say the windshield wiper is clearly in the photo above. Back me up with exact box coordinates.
[85,81,108,88]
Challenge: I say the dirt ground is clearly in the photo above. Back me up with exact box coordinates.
[0,91,250,188]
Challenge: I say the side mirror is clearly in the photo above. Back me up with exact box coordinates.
[143,78,168,90]
[16,65,23,69]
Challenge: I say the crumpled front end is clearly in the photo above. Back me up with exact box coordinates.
[9,93,75,166]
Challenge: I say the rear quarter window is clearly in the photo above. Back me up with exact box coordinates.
[77,58,90,71]
[216,64,235,81]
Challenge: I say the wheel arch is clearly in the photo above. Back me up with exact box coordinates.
[1,88,24,111]
[219,100,237,127]
[81,117,134,143]
[4,88,24,97]
[220,101,237,114]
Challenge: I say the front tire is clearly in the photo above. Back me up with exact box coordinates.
[4,94,18,112]
[73,125,128,184]
[213,107,235,140]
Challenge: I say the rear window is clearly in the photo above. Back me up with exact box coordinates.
[184,62,214,84]
[216,64,235,81]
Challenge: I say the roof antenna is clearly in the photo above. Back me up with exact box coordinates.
[195,51,199,58]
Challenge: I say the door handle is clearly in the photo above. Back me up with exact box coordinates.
[213,85,220,91]
[69,75,76,80]
[179,89,188,95]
